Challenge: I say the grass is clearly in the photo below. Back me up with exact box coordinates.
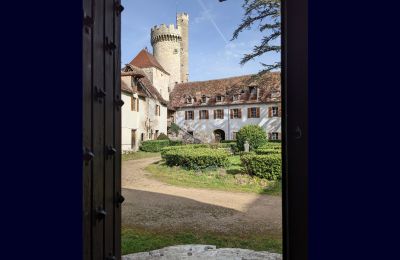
[122,151,161,161]
[145,156,281,195]
[122,227,282,255]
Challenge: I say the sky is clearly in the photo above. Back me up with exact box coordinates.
[121,0,280,82]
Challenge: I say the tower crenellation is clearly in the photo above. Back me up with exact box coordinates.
[151,13,189,93]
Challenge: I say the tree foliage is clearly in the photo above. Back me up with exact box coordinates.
[232,0,281,73]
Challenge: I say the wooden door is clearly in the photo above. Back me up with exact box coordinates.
[82,0,123,259]
[131,129,136,150]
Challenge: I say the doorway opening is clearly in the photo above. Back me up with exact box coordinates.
[213,129,225,142]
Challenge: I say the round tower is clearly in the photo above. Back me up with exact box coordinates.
[151,24,182,91]
[177,13,189,83]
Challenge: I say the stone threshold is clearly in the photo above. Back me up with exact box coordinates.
[122,244,282,260]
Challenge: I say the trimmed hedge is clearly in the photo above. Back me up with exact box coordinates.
[164,148,229,170]
[140,140,182,152]
[240,153,281,180]
[157,133,169,140]
[161,144,209,158]
[255,148,281,155]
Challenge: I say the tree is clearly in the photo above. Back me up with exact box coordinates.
[231,0,281,73]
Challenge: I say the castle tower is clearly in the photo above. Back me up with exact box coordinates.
[177,13,189,83]
[151,24,182,92]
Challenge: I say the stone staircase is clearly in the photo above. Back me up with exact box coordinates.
[122,245,282,260]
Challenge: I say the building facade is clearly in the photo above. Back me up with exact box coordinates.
[121,65,168,152]
[169,74,282,143]
[121,12,281,151]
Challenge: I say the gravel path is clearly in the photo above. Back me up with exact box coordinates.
[122,157,282,235]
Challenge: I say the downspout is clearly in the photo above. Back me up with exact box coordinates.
[227,105,230,140]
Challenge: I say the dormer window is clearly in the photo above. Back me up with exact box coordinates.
[233,94,240,101]
[201,95,207,103]
[186,97,192,104]
[216,95,223,102]
[249,86,257,95]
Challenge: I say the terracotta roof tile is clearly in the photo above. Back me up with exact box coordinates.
[129,49,170,75]
[169,73,281,109]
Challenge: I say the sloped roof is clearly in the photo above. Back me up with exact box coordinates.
[121,64,168,106]
[169,72,281,109]
[129,49,170,75]
[121,78,133,94]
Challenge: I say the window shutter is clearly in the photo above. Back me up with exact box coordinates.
[214,110,217,119]
[278,105,282,117]
[278,133,282,140]
[185,111,187,120]
[221,110,224,119]
[238,109,242,118]
[137,98,139,112]
[256,107,260,118]
[268,107,272,117]
[268,132,271,140]
[206,110,209,119]
[247,108,251,118]
[230,109,233,119]
[199,111,202,119]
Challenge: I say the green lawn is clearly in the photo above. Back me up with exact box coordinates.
[145,156,281,195]
[122,227,282,255]
[122,151,161,161]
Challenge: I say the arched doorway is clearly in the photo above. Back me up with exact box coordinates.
[213,129,225,143]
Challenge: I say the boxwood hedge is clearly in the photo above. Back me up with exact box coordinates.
[240,153,281,180]
[140,140,182,152]
[163,148,229,170]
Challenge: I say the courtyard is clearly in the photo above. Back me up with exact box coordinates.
[121,153,282,255]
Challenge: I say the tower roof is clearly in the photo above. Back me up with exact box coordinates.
[129,49,170,75]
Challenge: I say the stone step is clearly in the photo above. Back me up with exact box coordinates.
[122,244,282,260]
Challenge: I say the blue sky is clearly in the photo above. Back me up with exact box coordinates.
[121,0,280,81]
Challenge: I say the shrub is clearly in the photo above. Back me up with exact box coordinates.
[164,148,229,170]
[255,148,281,155]
[240,153,281,180]
[140,140,170,152]
[220,140,236,144]
[236,125,267,151]
[169,123,180,135]
[160,144,209,158]
[140,140,183,152]
[169,140,183,146]
[157,133,169,140]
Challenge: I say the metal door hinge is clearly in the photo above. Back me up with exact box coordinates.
[105,37,117,55]
[83,147,94,163]
[116,192,125,208]
[95,86,106,102]
[115,2,124,15]
[96,207,107,220]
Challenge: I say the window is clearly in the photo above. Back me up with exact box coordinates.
[230,108,242,119]
[185,110,194,120]
[269,106,279,117]
[249,86,257,94]
[232,132,238,140]
[173,48,178,54]
[201,95,207,103]
[248,107,260,118]
[186,97,192,104]
[269,132,280,140]
[155,105,160,116]
[214,109,224,119]
[199,110,209,119]
[187,131,193,136]
[131,97,137,111]
[141,133,144,141]
[216,95,223,102]
[233,94,240,101]
[155,130,159,139]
